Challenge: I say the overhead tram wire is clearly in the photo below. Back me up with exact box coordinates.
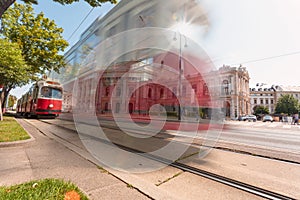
[230,50,300,66]
[67,7,95,42]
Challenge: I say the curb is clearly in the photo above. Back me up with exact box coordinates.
[0,118,35,148]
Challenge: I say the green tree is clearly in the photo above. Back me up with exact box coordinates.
[275,94,299,115]
[0,3,68,110]
[0,39,30,121]
[1,3,68,74]
[1,0,117,18]
[8,95,17,108]
[253,105,269,115]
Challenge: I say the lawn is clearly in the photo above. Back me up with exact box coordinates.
[0,116,30,142]
[0,178,89,200]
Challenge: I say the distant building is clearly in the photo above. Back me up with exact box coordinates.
[275,85,300,104]
[249,83,276,114]
[217,65,250,119]
[249,84,300,114]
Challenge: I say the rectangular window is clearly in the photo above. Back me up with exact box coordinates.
[260,99,263,104]
[271,100,274,104]
[266,99,269,104]
[254,99,257,104]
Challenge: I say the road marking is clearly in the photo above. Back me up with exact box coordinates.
[283,125,291,129]
[253,123,264,127]
[243,123,253,126]
[267,124,278,128]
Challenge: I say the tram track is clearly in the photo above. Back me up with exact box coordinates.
[32,118,295,200]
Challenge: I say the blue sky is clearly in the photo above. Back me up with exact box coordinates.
[11,0,300,98]
[31,0,115,49]
[201,0,300,88]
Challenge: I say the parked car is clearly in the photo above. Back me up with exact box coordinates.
[246,115,257,122]
[237,115,257,122]
[237,115,247,121]
[263,115,274,122]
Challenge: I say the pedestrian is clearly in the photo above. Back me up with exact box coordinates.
[294,113,299,125]
[292,114,295,125]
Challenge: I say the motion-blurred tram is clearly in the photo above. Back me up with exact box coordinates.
[50,0,225,128]
[17,78,63,118]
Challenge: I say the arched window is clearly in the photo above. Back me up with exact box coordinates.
[148,88,152,98]
[222,80,229,95]
[116,87,121,97]
[160,88,164,98]
[105,87,110,96]
[104,102,109,111]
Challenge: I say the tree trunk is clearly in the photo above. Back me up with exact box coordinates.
[0,0,16,18]
[0,91,3,121]
[1,86,11,111]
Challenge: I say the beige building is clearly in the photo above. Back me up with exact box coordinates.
[275,85,300,104]
[249,83,276,114]
[216,65,251,119]
[249,84,300,114]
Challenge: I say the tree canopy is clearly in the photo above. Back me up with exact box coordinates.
[0,39,30,120]
[275,94,299,115]
[253,105,269,115]
[0,3,69,115]
[1,0,117,18]
[8,95,17,108]
[1,3,69,75]
[37,0,117,7]
[0,39,30,89]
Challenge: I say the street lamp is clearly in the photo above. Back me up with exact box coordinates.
[173,31,188,121]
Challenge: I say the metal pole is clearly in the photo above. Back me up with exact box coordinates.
[178,33,182,121]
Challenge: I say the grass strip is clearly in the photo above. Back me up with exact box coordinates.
[0,116,30,142]
[0,178,88,200]
[155,172,183,186]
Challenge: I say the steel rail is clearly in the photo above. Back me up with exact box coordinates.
[37,119,295,200]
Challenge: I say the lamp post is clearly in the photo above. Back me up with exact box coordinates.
[178,33,183,121]
[174,32,188,121]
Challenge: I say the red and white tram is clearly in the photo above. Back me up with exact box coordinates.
[17,79,63,118]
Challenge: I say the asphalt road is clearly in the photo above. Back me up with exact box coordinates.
[221,121,300,153]
[95,118,300,163]
[48,116,300,162]
[28,118,300,199]
[96,118,300,155]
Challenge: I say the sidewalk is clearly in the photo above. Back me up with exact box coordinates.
[0,119,150,200]
[2,118,299,199]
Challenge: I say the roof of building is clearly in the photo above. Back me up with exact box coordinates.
[249,83,275,92]
[250,83,300,92]
[276,85,300,92]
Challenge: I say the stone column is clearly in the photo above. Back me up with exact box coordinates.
[230,98,235,119]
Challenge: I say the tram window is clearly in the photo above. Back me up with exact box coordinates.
[41,87,51,98]
[41,87,62,99]
[52,88,62,99]
[33,86,39,100]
